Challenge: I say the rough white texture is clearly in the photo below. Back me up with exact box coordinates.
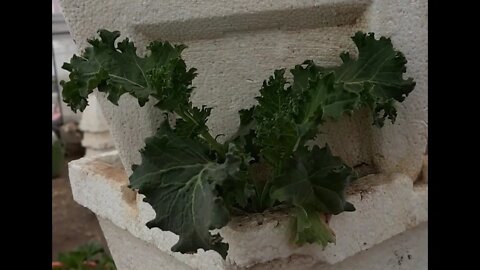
[78,95,115,155]
[95,93,164,175]
[98,217,426,270]
[313,222,427,270]
[68,152,427,269]
[364,0,428,181]
[79,95,110,133]
[59,0,427,180]
[84,148,114,157]
[98,217,192,270]
[82,132,114,150]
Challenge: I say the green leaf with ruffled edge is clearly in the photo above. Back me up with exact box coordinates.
[270,145,356,247]
[60,29,196,113]
[129,121,241,258]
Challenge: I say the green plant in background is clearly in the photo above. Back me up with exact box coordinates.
[60,30,415,258]
[53,242,116,270]
[52,131,64,178]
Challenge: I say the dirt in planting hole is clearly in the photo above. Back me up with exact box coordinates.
[52,151,110,260]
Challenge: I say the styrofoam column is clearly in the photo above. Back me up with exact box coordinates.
[78,95,115,156]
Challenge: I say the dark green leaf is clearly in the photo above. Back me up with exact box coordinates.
[333,32,415,126]
[248,31,415,170]
[129,121,241,258]
[292,71,359,146]
[219,141,257,211]
[222,170,256,210]
[228,107,259,159]
[175,105,212,138]
[60,29,196,113]
[270,145,356,247]
[60,30,417,258]
[253,69,299,167]
[292,206,335,246]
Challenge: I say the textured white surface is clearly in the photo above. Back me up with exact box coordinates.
[98,218,426,270]
[82,132,114,150]
[78,95,115,154]
[79,95,110,133]
[364,0,428,181]
[84,148,115,157]
[69,152,427,269]
[59,0,427,180]
[313,222,427,270]
[98,217,193,270]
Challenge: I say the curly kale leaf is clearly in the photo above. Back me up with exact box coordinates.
[61,29,416,257]
[236,31,415,170]
[253,69,299,167]
[129,121,242,258]
[61,29,225,155]
[61,29,196,113]
[270,145,356,247]
[293,32,416,127]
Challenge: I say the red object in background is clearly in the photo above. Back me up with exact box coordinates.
[52,103,61,122]
[52,261,97,269]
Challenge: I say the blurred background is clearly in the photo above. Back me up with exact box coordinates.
[52,0,114,267]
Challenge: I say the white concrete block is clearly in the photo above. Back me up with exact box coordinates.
[68,152,427,269]
[59,0,427,181]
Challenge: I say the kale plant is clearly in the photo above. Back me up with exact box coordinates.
[61,30,415,258]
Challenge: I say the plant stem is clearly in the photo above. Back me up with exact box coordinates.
[175,108,226,159]
[200,129,225,159]
[259,179,271,211]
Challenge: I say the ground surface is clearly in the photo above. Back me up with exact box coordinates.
[52,152,109,260]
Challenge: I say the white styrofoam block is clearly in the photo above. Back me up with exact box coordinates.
[312,222,427,270]
[94,93,164,176]
[364,0,428,180]
[79,95,111,133]
[98,217,193,270]
[84,147,115,157]
[68,152,427,269]
[59,0,427,181]
[98,217,426,270]
[82,131,114,150]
